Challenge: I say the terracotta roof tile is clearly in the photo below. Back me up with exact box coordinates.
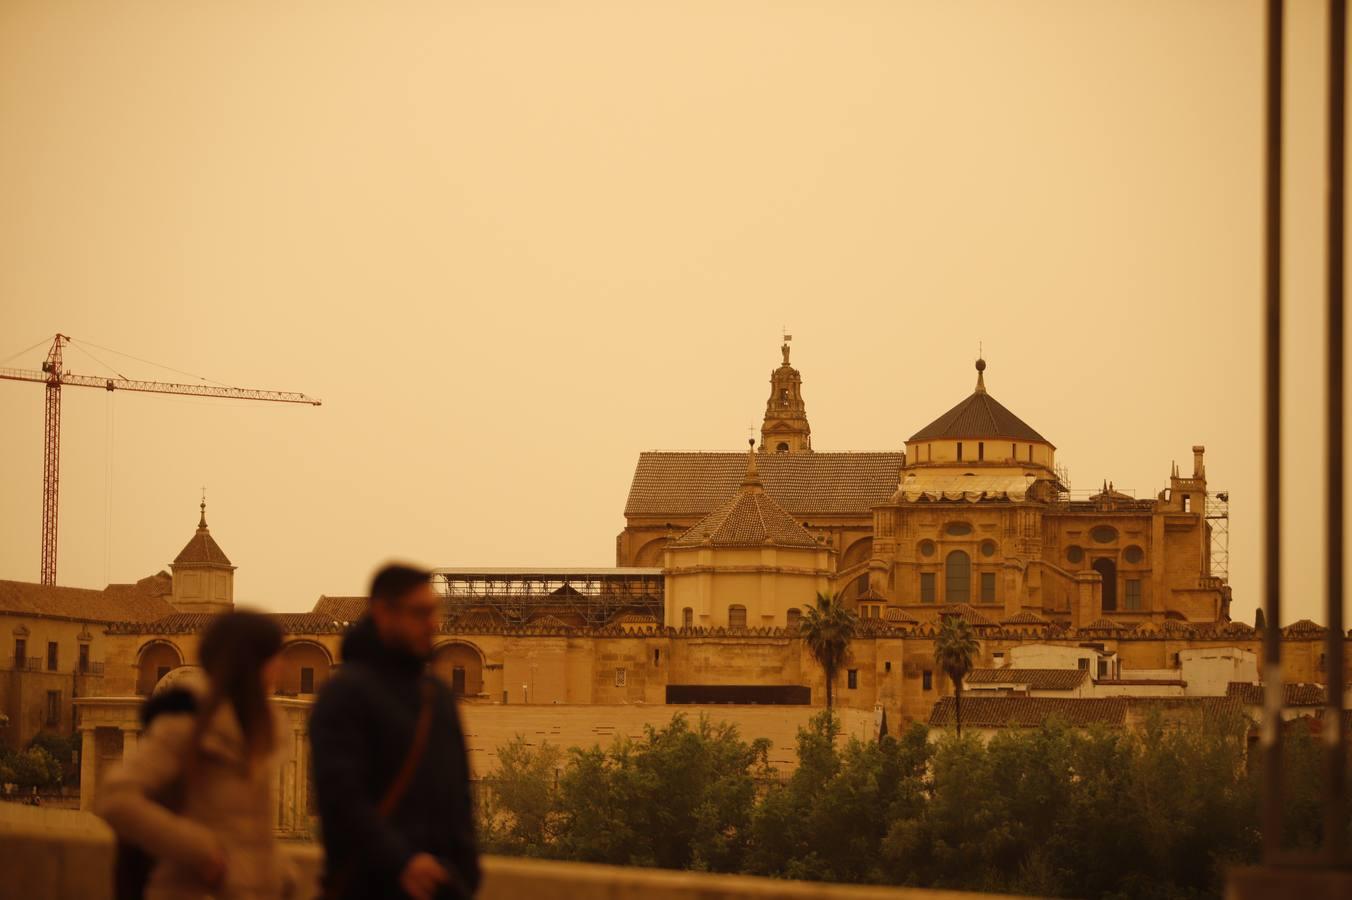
[884,607,920,623]
[1227,682,1328,706]
[624,451,904,519]
[173,527,232,567]
[312,596,367,621]
[966,668,1088,691]
[108,611,348,635]
[670,478,820,550]
[929,696,1128,728]
[1001,611,1051,626]
[916,604,1000,628]
[909,387,1049,445]
[0,574,176,624]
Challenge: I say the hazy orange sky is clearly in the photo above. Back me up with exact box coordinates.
[0,1,1345,625]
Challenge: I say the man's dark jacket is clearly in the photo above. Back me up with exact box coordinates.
[310,616,480,899]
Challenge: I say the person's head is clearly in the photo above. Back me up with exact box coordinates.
[196,610,284,765]
[368,563,439,657]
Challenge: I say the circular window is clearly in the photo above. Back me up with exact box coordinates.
[1066,545,1085,565]
[980,540,997,558]
[945,522,973,537]
[1090,525,1119,544]
[1124,545,1145,564]
[918,540,936,558]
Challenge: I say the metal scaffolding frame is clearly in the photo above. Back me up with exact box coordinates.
[1204,491,1230,583]
[432,568,665,627]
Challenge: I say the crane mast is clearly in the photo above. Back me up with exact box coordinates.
[0,333,321,585]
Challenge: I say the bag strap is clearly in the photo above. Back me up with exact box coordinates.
[323,678,439,900]
[377,678,438,817]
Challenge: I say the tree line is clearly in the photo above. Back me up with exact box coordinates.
[476,707,1348,899]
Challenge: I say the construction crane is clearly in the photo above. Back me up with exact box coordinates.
[0,334,321,585]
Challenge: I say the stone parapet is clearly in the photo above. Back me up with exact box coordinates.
[0,804,1018,900]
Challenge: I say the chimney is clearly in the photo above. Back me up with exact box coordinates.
[1192,445,1206,479]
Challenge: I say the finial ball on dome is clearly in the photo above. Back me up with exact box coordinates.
[975,358,987,373]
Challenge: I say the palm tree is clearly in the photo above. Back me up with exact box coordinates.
[801,591,859,709]
[933,615,981,737]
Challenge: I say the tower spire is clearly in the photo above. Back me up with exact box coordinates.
[198,487,207,529]
[760,337,812,454]
[742,438,763,490]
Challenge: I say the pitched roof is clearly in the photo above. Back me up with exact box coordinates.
[624,451,904,519]
[929,696,1128,728]
[1227,682,1329,706]
[1001,610,1051,626]
[670,453,821,550]
[108,610,349,635]
[966,668,1088,691]
[312,596,367,621]
[0,574,176,624]
[173,527,232,567]
[884,607,920,623]
[909,362,1049,445]
[916,604,1000,628]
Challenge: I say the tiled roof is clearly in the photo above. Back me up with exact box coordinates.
[527,614,575,629]
[1227,682,1329,707]
[108,610,349,635]
[1001,611,1051,626]
[624,451,904,518]
[916,604,1000,628]
[1281,619,1327,637]
[173,527,232,567]
[966,668,1088,691]
[0,574,176,624]
[670,464,821,549]
[884,607,920,623]
[929,696,1128,728]
[1082,618,1124,631]
[312,596,367,621]
[908,373,1049,445]
[1125,696,1245,726]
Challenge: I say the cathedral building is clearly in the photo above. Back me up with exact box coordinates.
[620,344,1230,630]
[0,339,1346,837]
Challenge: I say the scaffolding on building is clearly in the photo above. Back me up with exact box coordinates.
[432,567,665,627]
[1205,491,1230,582]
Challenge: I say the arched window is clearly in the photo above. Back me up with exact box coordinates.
[682,607,693,628]
[786,608,802,630]
[728,605,747,629]
[776,442,789,453]
[1093,558,1118,612]
[945,550,971,604]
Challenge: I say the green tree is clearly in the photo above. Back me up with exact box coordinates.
[478,735,563,856]
[554,713,770,872]
[801,592,858,709]
[27,732,80,786]
[932,615,980,738]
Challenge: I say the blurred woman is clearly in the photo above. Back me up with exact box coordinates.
[97,610,296,899]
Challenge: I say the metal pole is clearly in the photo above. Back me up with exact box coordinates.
[1262,0,1287,864]
[1324,0,1348,866]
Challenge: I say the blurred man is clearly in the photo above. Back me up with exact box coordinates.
[310,564,479,900]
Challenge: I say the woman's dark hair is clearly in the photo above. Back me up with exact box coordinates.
[195,610,284,769]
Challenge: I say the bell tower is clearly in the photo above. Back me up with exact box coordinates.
[760,337,812,454]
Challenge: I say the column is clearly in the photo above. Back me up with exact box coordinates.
[119,726,139,758]
[78,728,96,811]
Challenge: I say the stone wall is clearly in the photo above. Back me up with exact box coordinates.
[0,804,1015,900]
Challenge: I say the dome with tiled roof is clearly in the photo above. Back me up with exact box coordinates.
[909,359,1050,446]
[670,443,820,550]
